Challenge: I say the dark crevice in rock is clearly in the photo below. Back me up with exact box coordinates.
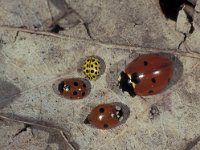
[50,24,65,33]
[185,13,195,34]
[14,124,31,137]
[178,33,187,49]
[185,136,200,150]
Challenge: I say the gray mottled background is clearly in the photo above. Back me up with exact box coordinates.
[0,0,200,150]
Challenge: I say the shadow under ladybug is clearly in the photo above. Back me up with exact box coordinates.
[84,102,130,129]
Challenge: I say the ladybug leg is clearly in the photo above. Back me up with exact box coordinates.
[129,90,136,97]
[84,117,90,124]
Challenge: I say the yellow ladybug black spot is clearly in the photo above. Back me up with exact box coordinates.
[82,57,101,80]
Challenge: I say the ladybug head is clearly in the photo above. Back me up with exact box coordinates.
[115,105,124,121]
[58,81,65,94]
[118,71,136,97]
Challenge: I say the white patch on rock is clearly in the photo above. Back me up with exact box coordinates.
[176,6,191,34]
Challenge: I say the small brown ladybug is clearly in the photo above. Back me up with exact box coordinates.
[118,54,174,97]
[58,78,90,100]
[84,103,123,129]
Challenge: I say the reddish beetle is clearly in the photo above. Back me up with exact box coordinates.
[84,103,123,129]
[58,78,90,100]
[118,54,174,96]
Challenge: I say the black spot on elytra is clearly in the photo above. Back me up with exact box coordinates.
[83,83,86,88]
[152,78,156,83]
[74,82,78,86]
[82,92,85,96]
[103,124,108,128]
[148,90,154,94]
[91,70,94,73]
[99,108,104,113]
[86,70,89,73]
[73,91,77,95]
[91,64,93,67]
[144,61,148,66]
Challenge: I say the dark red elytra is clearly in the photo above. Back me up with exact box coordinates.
[84,103,123,129]
[58,78,89,100]
[118,54,174,96]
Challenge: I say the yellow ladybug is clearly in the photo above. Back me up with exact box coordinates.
[83,57,101,80]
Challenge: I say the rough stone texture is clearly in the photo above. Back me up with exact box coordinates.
[186,9,200,53]
[191,141,200,150]
[0,118,59,150]
[176,9,191,34]
[0,0,200,150]
[0,0,184,48]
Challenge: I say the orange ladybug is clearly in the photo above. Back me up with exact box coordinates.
[84,103,123,129]
[58,78,90,100]
[118,54,174,97]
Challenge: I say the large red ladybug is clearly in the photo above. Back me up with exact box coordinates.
[84,103,123,129]
[118,54,174,96]
[58,78,90,100]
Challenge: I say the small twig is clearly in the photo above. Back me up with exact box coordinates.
[1,26,200,60]
[14,30,19,42]
[0,115,75,149]
[60,131,76,150]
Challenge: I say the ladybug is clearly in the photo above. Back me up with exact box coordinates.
[118,54,174,97]
[82,56,101,80]
[58,78,90,100]
[84,103,123,129]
